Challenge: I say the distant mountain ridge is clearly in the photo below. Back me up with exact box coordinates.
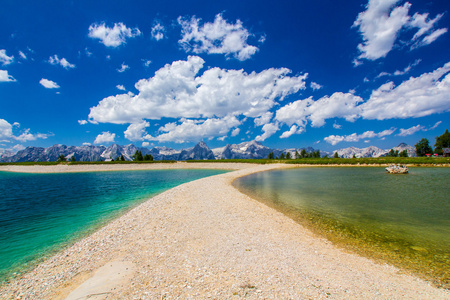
[0,141,416,162]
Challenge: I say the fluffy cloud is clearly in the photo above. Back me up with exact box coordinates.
[276,92,363,128]
[116,85,126,91]
[353,0,446,61]
[151,23,165,41]
[48,55,75,69]
[361,62,450,119]
[94,131,116,144]
[15,129,51,142]
[397,125,425,137]
[254,112,273,127]
[231,128,240,137]
[0,70,16,82]
[0,119,50,143]
[78,120,88,125]
[39,78,60,89]
[89,56,306,125]
[124,121,151,141]
[397,121,442,137]
[149,116,241,143]
[420,28,447,47]
[409,12,447,49]
[178,14,259,60]
[310,82,323,90]
[280,125,304,139]
[0,49,14,65]
[142,59,152,67]
[117,63,129,73]
[255,122,279,141]
[18,51,27,60]
[353,0,410,60]
[324,128,396,145]
[0,119,14,139]
[88,22,141,47]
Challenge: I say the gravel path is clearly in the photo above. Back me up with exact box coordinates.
[0,163,448,299]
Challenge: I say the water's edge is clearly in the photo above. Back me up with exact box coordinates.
[232,167,449,289]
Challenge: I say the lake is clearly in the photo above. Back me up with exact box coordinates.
[0,169,227,282]
[233,167,450,287]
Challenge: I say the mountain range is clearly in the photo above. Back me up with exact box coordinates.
[0,141,416,162]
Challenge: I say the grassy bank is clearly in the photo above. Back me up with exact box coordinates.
[188,157,450,165]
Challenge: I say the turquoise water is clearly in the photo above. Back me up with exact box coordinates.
[233,167,450,287]
[0,169,227,282]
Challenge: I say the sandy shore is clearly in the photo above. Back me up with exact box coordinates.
[0,163,448,299]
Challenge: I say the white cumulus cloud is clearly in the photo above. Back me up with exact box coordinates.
[397,124,425,137]
[178,13,259,61]
[88,22,141,47]
[39,78,60,89]
[231,128,240,137]
[0,49,14,65]
[117,63,129,73]
[324,128,396,145]
[310,82,323,90]
[255,122,279,141]
[94,131,116,144]
[353,0,411,60]
[48,55,76,69]
[88,56,306,125]
[353,0,447,61]
[280,125,304,139]
[0,70,16,82]
[361,62,450,120]
[124,121,151,141]
[151,23,165,41]
[276,92,363,129]
[150,116,241,143]
[0,118,50,142]
[116,84,126,91]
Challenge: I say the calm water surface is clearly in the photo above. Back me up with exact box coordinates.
[233,167,450,287]
[0,169,227,282]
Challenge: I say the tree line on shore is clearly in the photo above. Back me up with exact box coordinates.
[415,129,450,157]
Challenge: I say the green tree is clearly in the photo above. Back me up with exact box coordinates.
[434,129,450,155]
[267,152,274,159]
[352,154,356,159]
[120,155,125,161]
[143,154,154,161]
[388,149,399,157]
[415,138,433,157]
[69,156,76,162]
[133,150,144,161]
[294,150,300,159]
[313,150,320,158]
[57,154,66,163]
[300,149,307,158]
[286,152,292,159]
[399,150,408,157]
[280,153,286,159]
[333,152,339,158]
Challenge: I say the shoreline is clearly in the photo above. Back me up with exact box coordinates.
[0,163,448,299]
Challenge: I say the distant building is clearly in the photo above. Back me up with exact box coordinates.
[443,148,450,157]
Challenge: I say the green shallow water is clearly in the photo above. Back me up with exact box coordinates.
[0,169,228,283]
[233,167,450,288]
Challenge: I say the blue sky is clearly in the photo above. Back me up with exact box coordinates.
[1,0,449,152]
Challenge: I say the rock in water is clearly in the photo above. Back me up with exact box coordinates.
[385,164,409,174]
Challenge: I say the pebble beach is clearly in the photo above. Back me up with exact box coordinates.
[0,163,448,299]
